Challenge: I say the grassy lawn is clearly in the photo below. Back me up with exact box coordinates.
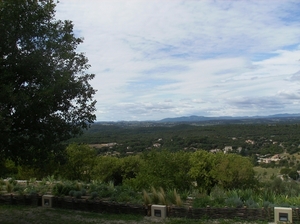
[0,205,269,224]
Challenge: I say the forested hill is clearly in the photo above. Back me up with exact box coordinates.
[70,119,300,157]
[159,113,300,123]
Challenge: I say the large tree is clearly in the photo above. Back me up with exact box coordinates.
[0,0,96,166]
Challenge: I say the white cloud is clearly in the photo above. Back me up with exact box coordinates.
[55,0,300,121]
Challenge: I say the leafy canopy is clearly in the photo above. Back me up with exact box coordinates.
[0,0,96,165]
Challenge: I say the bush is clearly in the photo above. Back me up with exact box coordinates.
[69,190,75,197]
[81,189,86,196]
[193,195,212,208]
[5,182,13,193]
[8,178,17,186]
[74,191,82,199]
[225,197,243,208]
[244,198,259,208]
[52,183,74,196]
[262,201,274,209]
[142,190,151,205]
[90,191,98,200]
[166,189,182,206]
[13,184,25,195]
[96,184,115,198]
[210,186,226,206]
[288,169,299,180]
[24,186,38,196]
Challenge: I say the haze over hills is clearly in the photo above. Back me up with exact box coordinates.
[96,114,300,126]
[159,114,300,122]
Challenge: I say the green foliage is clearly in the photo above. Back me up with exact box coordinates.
[225,196,243,208]
[90,191,98,200]
[0,160,18,178]
[142,189,151,205]
[119,155,142,180]
[288,169,299,180]
[0,0,96,167]
[0,178,5,187]
[13,184,25,195]
[166,189,183,206]
[61,144,96,182]
[69,187,87,197]
[150,187,160,204]
[142,187,182,206]
[280,167,291,175]
[92,156,122,184]
[212,153,257,190]
[110,185,140,203]
[23,185,38,196]
[5,182,13,193]
[189,150,218,193]
[52,181,78,196]
[244,198,259,208]
[8,177,17,186]
[88,182,115,198]
[71,122,300,158]
[189,151,256,193]
[210,186,226,206]
[126,150,191,191]
[193,194,212,208]
[73,191,82,199]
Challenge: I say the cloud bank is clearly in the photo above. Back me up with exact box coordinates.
[56,0,300,121]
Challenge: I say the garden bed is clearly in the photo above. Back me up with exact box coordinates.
[1,194,298,222]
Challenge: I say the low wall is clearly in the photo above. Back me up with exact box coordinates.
[2,194,300,222]
[52,197,146,216]
[0,194,41,206]
[167,206,274,221]
[0,194,145,216]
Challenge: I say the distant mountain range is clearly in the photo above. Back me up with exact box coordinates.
[159,113,300,122]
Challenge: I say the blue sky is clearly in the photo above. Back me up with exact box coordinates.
[56,0,300,121]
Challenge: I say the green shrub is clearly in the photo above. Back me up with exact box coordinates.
[6,182,13,193]
[151,187,160,204]
[210,186,226,206]
[0,178,5,186]
[69,190,75,197]
[238,189,254,202]
[165,189,182,206]
[111,185,140,203]
[8,178,17,186]
[81,188,86,196]
[193,194,212,208]
[90,191,98,200]
[13,184,25,195]
[142,189,151,205]
[52,183,74,196]
[36,185,48,195]
[74,191,82,199]
[244,198,259,208]
[225,196,243,208]
[262,201,274,209]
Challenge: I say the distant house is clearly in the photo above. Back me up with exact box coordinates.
[236,147,242,153]
[223,146,233,153]
[245,139,255,144]
[126,152,134,155]
[258,154,281,163]
[153,143,161,148]
[210,149,221,153]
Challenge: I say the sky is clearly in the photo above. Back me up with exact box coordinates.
[55,0,300,121]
